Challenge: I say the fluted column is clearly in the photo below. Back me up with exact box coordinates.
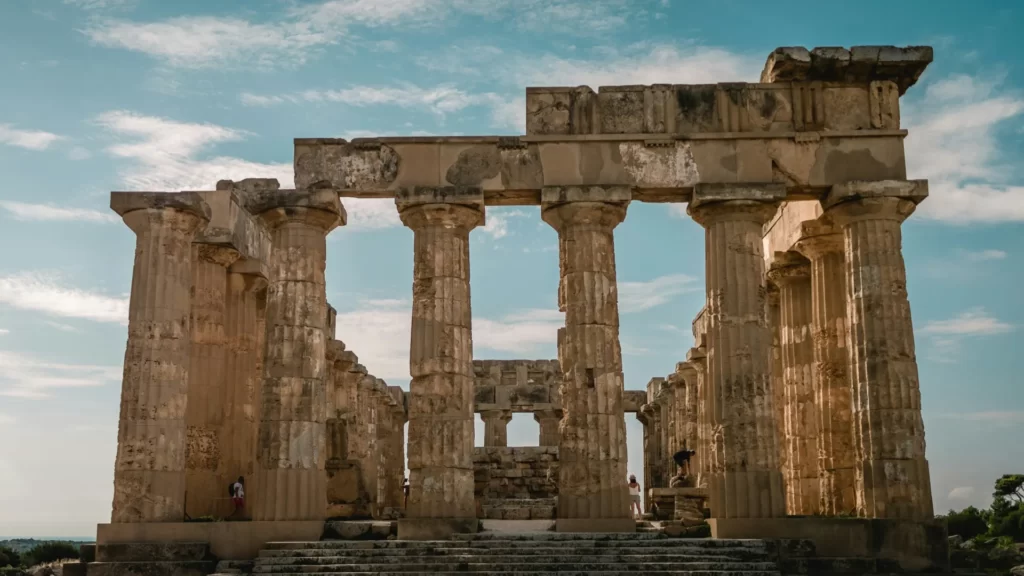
[534,409,561,447]
[823,180,933,520]
[766,284,788,492]
[184,245,239,518]
[110,192,211,523]
[386,395,408,512]
[675,362,700,472]
[768,252,820,516]
[688,183,786,519]
[250,190,343,521]
[636,408,653,510]
[481,410,512,447]
[794,218,857,516]
[543,194,631,525]
[399,198,482,525]
[686,347,709,489]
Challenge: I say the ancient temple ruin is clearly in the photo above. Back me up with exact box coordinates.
[87,45,952,574]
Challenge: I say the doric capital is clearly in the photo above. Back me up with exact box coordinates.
[765,281,780,305]
[541,199,628,232]
[675,361,697,383]
[687,183,784,227]
[533,408,562,422]
[793,216,843,259]
[398,202,483,231]
[685,346,707,369]
[326,339,347,364]
[111,191,212,221]
[822,180,926,226]
[247,189,345,231]
[195,244,241,268]
[766,251,811,285]
[113,192,211,237]
[480,409,512,423]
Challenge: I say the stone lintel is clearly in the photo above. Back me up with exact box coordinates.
[761,46,933,95]
[690,182,786,209]
[216,178,281,193]
[193,189,272,264]
[540,185,632,206]
[822,179,928,210]
[110,191,211,221]
[623,390,646,413]
[294,132,909,204]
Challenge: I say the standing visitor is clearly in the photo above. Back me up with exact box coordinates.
[628,474,642,519]
[231,476,245,518]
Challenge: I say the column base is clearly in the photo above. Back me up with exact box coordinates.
[708,516,949,572]
[555,518,636,533]
[397,518,479,540]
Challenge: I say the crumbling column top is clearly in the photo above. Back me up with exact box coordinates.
[793,216,843,258]
[766,250,811,284]
[823,179,928,210]
[244,187,346,228]
[110,191,211,221]
[760,46,933,95]
[540,190,630,230]
[685,347,706,365]
[687,183,785,226]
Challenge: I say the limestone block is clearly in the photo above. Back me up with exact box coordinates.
[525,86,598,135]
[193,189,272,264]
[761,45,933,95]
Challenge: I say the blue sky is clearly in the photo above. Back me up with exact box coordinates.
[0,0,1022,537]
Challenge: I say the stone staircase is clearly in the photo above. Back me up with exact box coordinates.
[479,497,557,520]
[250,532,783,575]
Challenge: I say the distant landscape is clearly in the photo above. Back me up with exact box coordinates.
[0,540,92,554]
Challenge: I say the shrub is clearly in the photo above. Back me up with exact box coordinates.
[990,506,1024,542]
[944,506,990,540]
[23,542,78,567]
[0,547,20,569]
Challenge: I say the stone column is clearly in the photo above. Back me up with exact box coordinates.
[636,408,653,512]
[481,410,512,447]
[794,218,857,516]
[398,187,483,537]
[184,244,239,519]
[687,183,786,519]
[218,262,267,516]
[823,180,933,520]
[249,190,343,521]
[385,389,408,513]
[768,251,820,516]
[686,347,708,489]
[543,187,632,530]
[766,283,788,491]
[675,362,700,475]
[534,409,561,447]
[109,192,211,523]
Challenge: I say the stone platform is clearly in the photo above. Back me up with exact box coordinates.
[96,520,324,560]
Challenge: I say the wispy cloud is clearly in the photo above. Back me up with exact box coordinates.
[0,272,129,324]
[240,85,519,129]
[0,350,121,399]
[619,274,699,313]
[948,486,975,500]
[920,307,1013,336]
[904,72,1024,223]
[962,249,1007,262]
[44,321,81,333]
[0,329,9,336]
[0,124,63,151]
[0,201,118,223]
[933,411,1024,425]
[0,413,14,425]
[334,299,561,380]
[81,0,667,69]
[95,110,399,230]
[64,0,135,9]
[479,208,529,239]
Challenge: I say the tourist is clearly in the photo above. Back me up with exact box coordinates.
[628,474,642,519]
[231,476,245,518]
[402,477,409,508]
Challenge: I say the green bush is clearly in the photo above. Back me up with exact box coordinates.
[23,542,78,566]
[0,567,27,576]
[0,546,19,568]
[943,506,990,540]
[990,506,1024,541]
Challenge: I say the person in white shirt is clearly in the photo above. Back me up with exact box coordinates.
[628,474,642,518]
[231,476,245,517]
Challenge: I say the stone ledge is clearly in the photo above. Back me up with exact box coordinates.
[397,517,479,540]
[708,516,949,573]
[96,520,324,561]
[555,518,636,533]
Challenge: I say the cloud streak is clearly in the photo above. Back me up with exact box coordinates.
[0,350,122,399]
[619,274,700,313]
[0,124,63,151]
[0,201,118,223]
[920,308,1013,336]
[0,272,129,324]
